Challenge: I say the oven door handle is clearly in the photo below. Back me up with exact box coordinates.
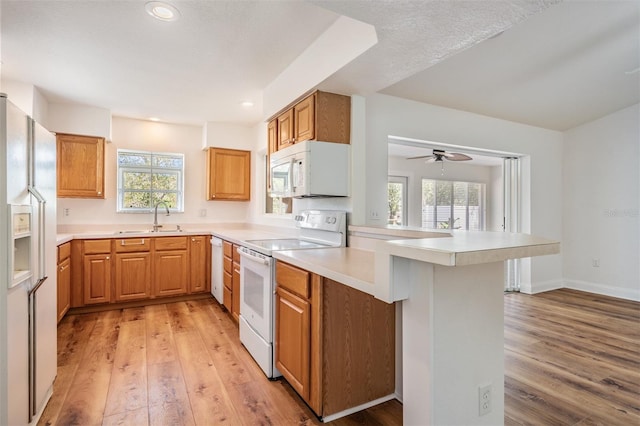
[238,249,270,266]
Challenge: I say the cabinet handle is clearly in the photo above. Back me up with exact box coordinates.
[105,256,110,260]
[59,265,68,271]
[192,238,201,243]
[121,239,145,246]
[97,191,102,195]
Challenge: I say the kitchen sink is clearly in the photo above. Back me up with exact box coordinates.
[115,227,184,234]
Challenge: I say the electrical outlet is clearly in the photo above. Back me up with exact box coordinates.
[369,210,380,220]
[479,384,492,416]
[200,209,207,217]
[592,258,600,267]
[64,208,70,217]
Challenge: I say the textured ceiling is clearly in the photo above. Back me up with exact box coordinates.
[380,0,640,131]
[2,0,634,131]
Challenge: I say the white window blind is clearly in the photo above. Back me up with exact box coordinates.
[421,179,485,230]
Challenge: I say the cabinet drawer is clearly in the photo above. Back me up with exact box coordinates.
[223,256,232,274]
[58,242,71,262]
[276,261,310,299]
[232,244,240,263]
[115,238,151,253]
[223,271,232,289]
[155,236,188,251]
[223,240,233,258]
[84,239,111,254]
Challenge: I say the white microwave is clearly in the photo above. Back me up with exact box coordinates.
[269,141,350,198]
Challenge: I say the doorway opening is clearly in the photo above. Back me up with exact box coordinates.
[387,136,524,291]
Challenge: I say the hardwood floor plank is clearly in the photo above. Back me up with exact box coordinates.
[173,330,239,424]
[166,301,197,334]
[102,406,148,426]
[56,310,122,425]
[56,312,99,367]
[148,361,195,426]
[104,319,148,417]
[145,304,178,365]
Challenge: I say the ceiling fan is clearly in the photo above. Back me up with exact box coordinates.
[408,149,472,162]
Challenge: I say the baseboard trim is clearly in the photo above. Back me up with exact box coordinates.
[520,279,563,295]
[563,279,640,302]
[321,394,397,423]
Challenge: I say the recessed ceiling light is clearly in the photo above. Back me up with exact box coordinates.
[145,1,180,22]
[240,101,254,108]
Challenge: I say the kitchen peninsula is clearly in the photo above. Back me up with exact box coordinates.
[277,226,560,426]
[57,224,558,425]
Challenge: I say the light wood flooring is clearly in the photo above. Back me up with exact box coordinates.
[38,289,638,425]
[38,297,401,426]
[504,289,640,425]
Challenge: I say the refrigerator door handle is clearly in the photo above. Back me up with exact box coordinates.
[28,185,47,279]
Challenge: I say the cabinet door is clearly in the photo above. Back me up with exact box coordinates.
[57,133,105,198]
[189,236,208,293]
[83,254,111,304]
[154,250,188,297]
[57,257,71,323]
[206,148,251,201]
[115,252,151,301]
[294,94,315,143]
[277,109,294,150]
[232,261,241,322]
[276,287,311,400]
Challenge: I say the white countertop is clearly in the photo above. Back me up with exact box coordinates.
[377,230,560,267]
[57,224,559,301]
[273,248,375,296]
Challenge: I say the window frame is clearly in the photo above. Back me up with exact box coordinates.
[421,178,486,231]
[388,175,408,226]
[116,148,185,213]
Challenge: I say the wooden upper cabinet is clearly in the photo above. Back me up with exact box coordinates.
[270,91,351,154]
[206,147,251,201]
[57,133,105,198]
[276,109,294,151]
[293,93,315,143]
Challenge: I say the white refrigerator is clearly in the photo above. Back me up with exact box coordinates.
[0,94,57,425]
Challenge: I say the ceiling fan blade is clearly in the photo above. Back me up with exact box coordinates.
[443,152,472,161]
[407,155,435,160]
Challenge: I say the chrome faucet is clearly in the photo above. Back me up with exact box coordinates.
[153,201,170,232]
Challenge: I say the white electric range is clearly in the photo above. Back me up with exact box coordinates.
[237,210,346,378]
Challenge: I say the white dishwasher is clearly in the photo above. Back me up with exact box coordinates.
[210,237,223,304]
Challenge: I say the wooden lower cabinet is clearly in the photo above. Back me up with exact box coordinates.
[154,250,188,297]
[189,236,210,293]
[223,241,233,312]
[114,252,151,301]
[232,260,241,322]
[275,286,311,399]
[221,240,241,322]
[83,253,111,304]
[275,261,395,419]
[57,257,71,322]
[70,235,211,309]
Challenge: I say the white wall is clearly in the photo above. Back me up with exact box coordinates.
[563,103,640,301]
[57,116,252,228]
[48,103,112,140]
[361,93,564,291]
[388,155,496,228]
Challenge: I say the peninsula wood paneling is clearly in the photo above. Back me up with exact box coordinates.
[321,278,396,416]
